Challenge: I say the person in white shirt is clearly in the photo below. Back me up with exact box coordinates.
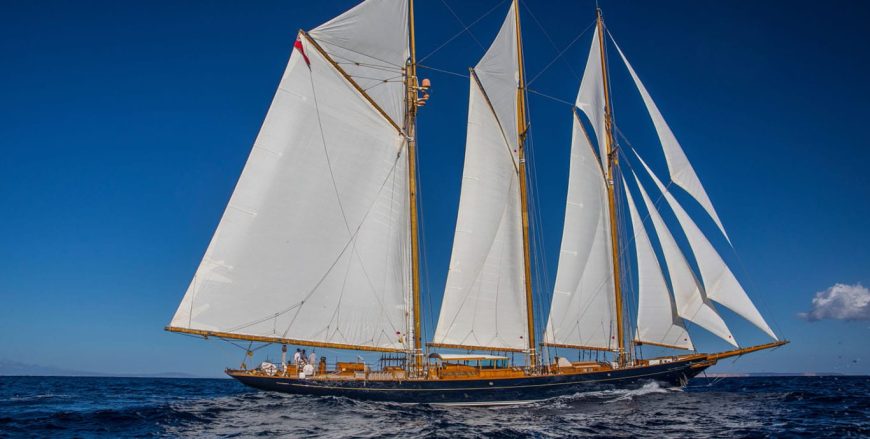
[308,351,317,370]
[292,348,302,367]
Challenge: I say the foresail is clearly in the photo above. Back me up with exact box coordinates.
[622,177,692,350]
[576,26,608,170]
[543,114,616,351]
[433,5,528,352]
[610,35,730,245]
[309,0,409,126]
[635,154,778,340]
[632,172,736,347]
[170,28,411,351]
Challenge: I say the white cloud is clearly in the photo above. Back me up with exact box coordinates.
[800,283,870,321]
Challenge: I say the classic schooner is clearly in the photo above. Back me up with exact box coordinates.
[166,0,787,404]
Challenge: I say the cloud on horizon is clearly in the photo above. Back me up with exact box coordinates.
[800,283,870,321]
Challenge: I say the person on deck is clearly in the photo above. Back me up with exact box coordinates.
[301,349,308,365]
[293,348,301,367]
[308,351,316,369]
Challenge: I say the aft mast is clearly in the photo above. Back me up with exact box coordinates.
[405,0,424,374]
[596,8,627,367]
[514,2,537,368]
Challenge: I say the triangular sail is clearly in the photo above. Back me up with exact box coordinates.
[432,3,528,351]
[576,26,608,170]
[543,114,616,351]
[169,1,412,352]
[635,154,777,340]
[623,177,693,350]
[610,35,730,245]
[309,0,409,126]
[632,173,736,347]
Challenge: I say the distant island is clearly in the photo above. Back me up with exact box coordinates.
[0,359,216,379]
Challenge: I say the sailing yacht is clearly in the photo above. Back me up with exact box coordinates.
[166,0,787,405]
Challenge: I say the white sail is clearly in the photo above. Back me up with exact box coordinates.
[309,0,409,126]
[433,4,528,351]
[623,177,693,350]
[632,173,736,347]
[635,154,777,340]
[576,26,608,170]
[543,114,616,351]
[170,2,412,351]
[610,36,730,244]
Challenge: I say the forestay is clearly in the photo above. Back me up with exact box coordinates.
[635,154,777,340]
[543,114,616,351]
[433,4,529,351]
[631,172,736,347]
[622,177,693,350]
[170,1,412,352]
[610,35,730,245]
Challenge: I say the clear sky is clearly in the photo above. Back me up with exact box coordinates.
[1,0,868,377]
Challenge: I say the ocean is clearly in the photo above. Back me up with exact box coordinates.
[1,376,867,438]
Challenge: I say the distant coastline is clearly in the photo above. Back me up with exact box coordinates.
[1,360,859,379]
[0,360,223,379]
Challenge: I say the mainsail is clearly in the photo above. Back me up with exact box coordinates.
[634,154,777,340]
[432,2,529,352]
[169,0,413,352]
[542,114,616,351]
[622,177,693,350]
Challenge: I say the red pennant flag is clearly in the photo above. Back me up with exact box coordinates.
[294,39,310,66]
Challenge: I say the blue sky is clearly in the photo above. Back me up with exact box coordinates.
[1,0,868,377]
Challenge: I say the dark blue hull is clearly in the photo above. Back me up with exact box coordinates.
[228,358,711,405]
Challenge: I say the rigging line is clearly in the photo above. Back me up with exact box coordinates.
[438,0,486,50]
[418,0,509,63]
[523,12,595,86]
[313,39,405,69]
[527,88,575,107]
[362,74,406,92]
[417,64,469,79]
[414,122,436,345]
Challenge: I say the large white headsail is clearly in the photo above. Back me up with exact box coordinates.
[632,172,736,347]
[433,3,529,351]
[635,154,777,340]
[610,35,730,245]
[170,0,412,352]
[576,26,608,170]
[543,114,616,351]
[622,177,692,350]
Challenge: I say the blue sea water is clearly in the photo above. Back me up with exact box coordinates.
[0,376,867,438]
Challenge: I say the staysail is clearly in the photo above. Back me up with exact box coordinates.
[542,114,617,351]
[169,0,413,352]
[635,154,777,340]
[622,177,693,350]
[631,172,736,347]
[432,2,529,352]
[610,35,730,244]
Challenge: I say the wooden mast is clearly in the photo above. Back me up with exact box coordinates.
[405,0,424,374]
[596,8,627,367]
[514,0,537,368]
